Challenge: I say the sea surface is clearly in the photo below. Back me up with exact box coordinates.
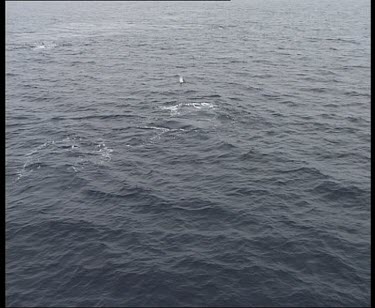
[6,0,371,307]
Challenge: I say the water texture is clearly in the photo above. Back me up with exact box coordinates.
[6,0,370,307]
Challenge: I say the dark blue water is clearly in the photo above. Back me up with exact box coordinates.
[6,0,371,306]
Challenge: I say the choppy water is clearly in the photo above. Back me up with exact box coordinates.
[6,0,371,307]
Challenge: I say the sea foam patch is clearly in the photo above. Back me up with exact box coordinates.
[16,136,114,180]
[161,102,215,115]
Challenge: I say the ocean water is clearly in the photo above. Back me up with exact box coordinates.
[6,0,371,307]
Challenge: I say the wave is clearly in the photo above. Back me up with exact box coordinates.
[51,114,135,121]
[310,180,369,206]
[148,119,194,131]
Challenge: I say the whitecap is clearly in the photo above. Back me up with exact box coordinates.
[144,126,170,133]
[161,104,182,115]
[161,102,215,115]
[33,42,57,50]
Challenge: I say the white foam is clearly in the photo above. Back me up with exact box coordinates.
[16,141,56,180]
[16,137,114,180]
[161,102,215,115]
[33,42,57,50]
[145,126,170,132]
[161,104,182,115]
[96,142,113,163]
[186,102,215,109]
[17,156,37,180]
